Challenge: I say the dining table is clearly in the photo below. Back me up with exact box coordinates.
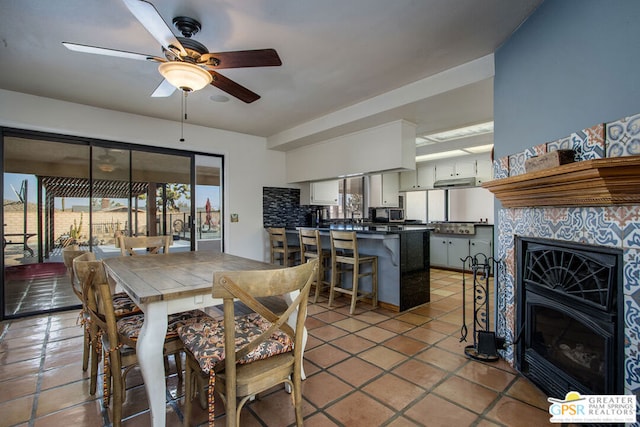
[102,250,307,427]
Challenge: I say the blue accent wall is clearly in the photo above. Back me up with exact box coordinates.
[494,0,640,159]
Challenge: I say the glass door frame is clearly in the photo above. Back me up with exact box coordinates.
[1,126,224,321]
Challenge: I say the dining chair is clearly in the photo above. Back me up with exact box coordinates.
[267,227,301,266]
[62,247,96,380]
[117,235,172,256]
[178,259,317,427]
[329,230,378,314]
[299,228,330,302]
[73,257,208,426]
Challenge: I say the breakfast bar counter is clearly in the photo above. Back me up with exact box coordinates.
[286,225,432,311]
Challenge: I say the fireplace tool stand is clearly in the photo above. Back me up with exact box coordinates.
[460,253,504,362]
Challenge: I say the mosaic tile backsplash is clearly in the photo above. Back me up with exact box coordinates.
[491,112,640,399]
[263,187,316,228]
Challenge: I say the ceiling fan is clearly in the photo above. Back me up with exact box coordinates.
[62,0,282,103]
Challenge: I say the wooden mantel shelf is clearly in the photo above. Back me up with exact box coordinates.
[481,155,640,208]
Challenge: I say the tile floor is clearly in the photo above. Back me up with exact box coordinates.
[0,269,554,426]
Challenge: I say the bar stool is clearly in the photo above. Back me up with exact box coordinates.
[299,228,330,302]
[267,227,301,266]
[329,230,378,314]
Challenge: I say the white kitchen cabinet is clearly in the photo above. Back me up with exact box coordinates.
[310,179,339,205]
[369,173,400,207]
[470,226,494,259]
[429,226,494,270]
[429,235,469,269]
[400,164,435,190]
[476,158,493,184]
[434,159,477,181]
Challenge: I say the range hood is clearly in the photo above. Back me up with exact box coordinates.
[433,177,477,189]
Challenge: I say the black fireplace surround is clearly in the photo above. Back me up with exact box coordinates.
[515,237,624,398]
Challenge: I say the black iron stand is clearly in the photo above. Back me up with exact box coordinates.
[460,253,503,362]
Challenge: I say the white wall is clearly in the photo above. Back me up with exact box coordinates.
[0,89,295,261]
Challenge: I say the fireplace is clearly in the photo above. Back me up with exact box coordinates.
[515,237,624,398]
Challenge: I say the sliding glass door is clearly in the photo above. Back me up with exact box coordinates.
[2,129,223,320]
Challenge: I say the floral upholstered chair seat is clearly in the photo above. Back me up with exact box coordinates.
[178,312,294,426]
[111,292,142,318]
[116,309,209,341]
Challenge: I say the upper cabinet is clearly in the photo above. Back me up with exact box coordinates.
[475,158,493,184]
[435,159,477,180]
[400,164,435,191]
[310,179,339,205]
[369,173,400,207]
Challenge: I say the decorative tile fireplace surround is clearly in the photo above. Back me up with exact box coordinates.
[487,112,640,399]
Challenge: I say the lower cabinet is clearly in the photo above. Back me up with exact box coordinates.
[429,235,469,270]
[429,227,493,270]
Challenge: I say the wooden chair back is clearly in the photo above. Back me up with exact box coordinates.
[212,259,317,427]
[267,227,300,266]
[330,230,359,264]
[117,235,171,256]
[299,228,328,302]
[62,247,90,299]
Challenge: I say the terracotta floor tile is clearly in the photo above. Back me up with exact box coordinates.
[505,376,550,410]
[0,395,34,426]
[0,374,38,402]
[421,319,459,334]
[362,374,425,410]
[246,385,316,426]
[304,343,350,369]
[325,391,396,426]
[385,416,422,426]
[302,412,341,426]
[403,326,448,345]
[383,335,428,356]
[36,380,98,417]
[433,375,498,414]
[391,359,447,389]
[0,343,42,364]
[312,309,349,324]
[376,318,414,334]
[332,317,369,332]
[415,346,468,372]
[404,393,478,427]
[354,325,396,343]
[301,371,352,408]
[394,312,430,326]
[456,361,517,392]
[0,358,41,382]
[354,310,392,325]
[485,396,553,426]
[358,346,407,370]
[309,324,349,342]
[33,400,104,427]
[328,357,383,387]
[330,333,375,355]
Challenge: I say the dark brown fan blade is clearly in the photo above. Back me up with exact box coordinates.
[202,49,282,69]
[208,71,260,103]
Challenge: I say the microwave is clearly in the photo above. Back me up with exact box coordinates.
[371,207,405,223]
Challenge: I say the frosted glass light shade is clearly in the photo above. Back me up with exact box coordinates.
[158,62,212,92]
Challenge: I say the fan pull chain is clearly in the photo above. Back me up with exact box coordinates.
[180,91,188,142]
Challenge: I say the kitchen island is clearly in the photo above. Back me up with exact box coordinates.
[286,224,432,311]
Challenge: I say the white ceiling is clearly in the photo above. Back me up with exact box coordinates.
[0,0,542,152]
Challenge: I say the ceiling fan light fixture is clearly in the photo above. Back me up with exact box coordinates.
[158,62,212,92]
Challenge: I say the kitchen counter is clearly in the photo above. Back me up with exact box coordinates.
[284,225,431,311]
